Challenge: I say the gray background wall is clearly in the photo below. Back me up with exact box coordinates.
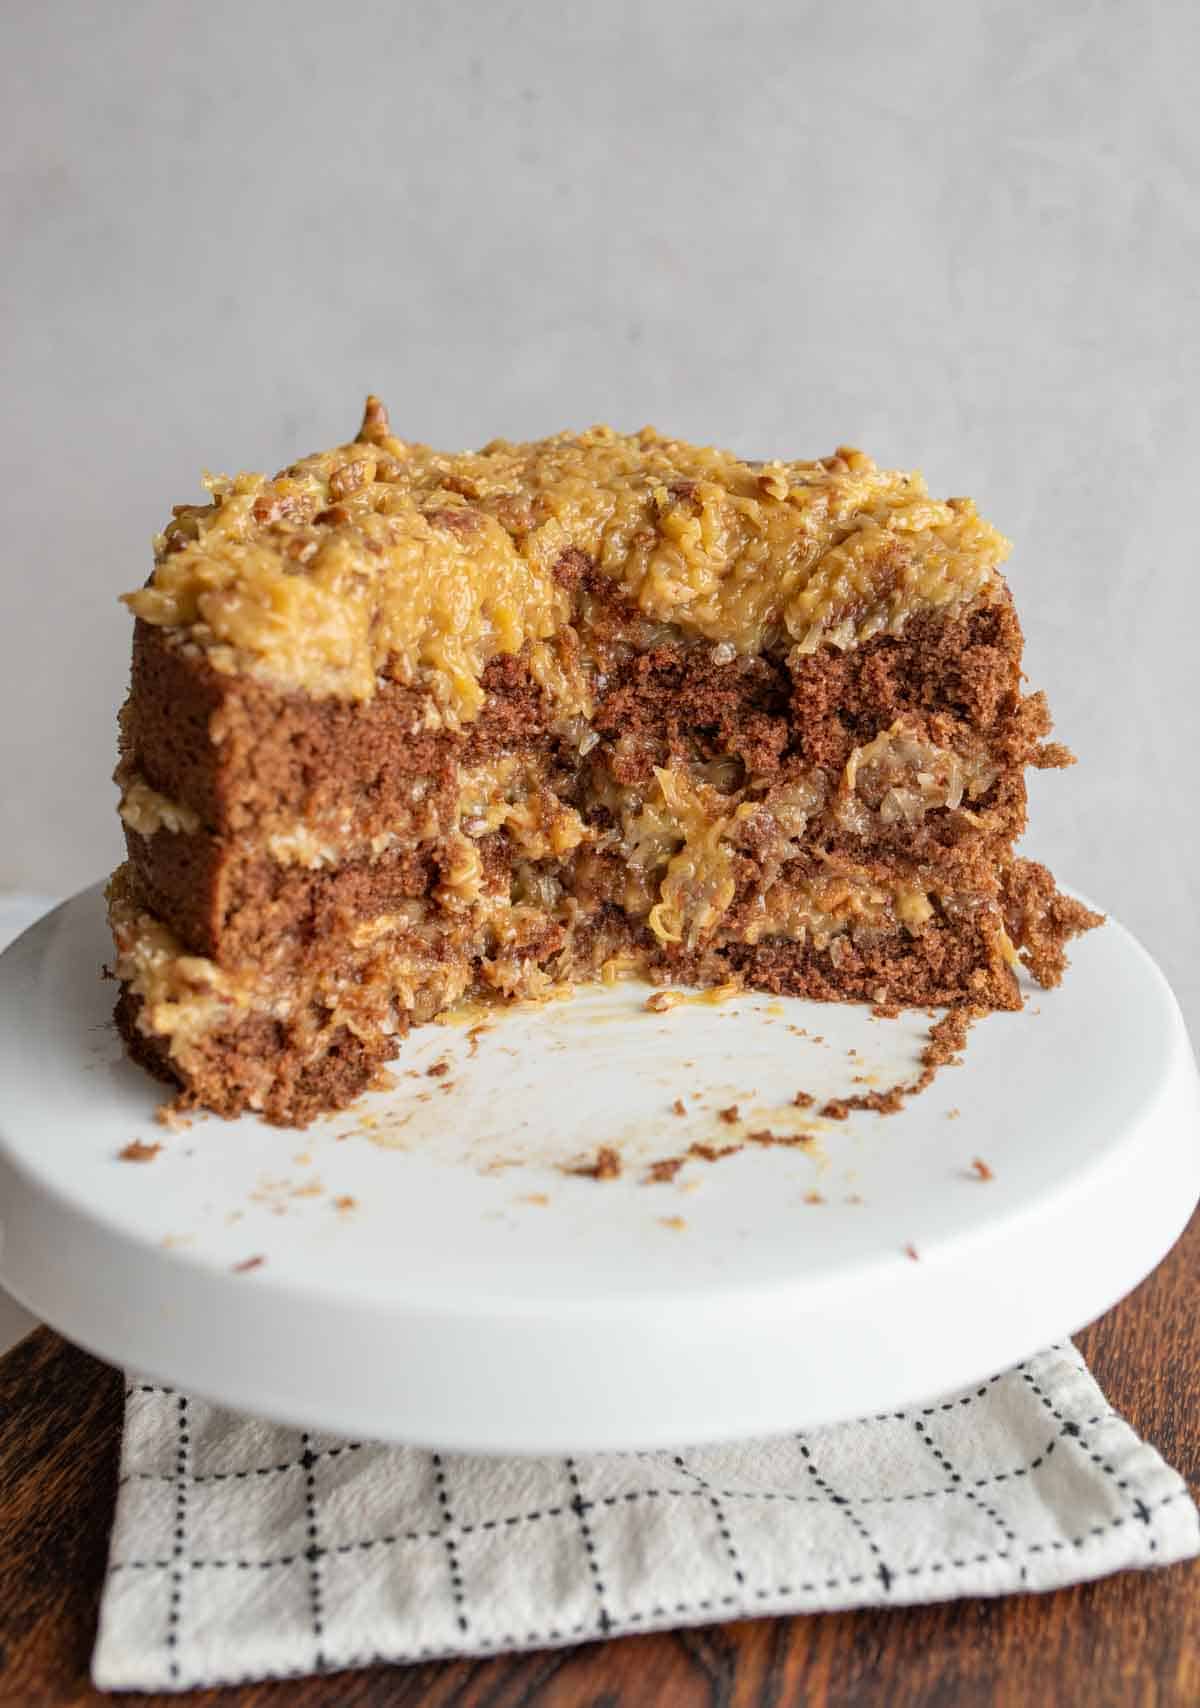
[2,0,1198,1032]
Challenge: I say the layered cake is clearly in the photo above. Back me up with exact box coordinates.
[108,399,1099,1124]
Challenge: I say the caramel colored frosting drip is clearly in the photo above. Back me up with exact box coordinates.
[125,398,1010,720]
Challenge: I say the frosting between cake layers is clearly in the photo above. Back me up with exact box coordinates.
[118,774,201,838]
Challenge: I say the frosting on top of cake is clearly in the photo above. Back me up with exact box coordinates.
[125,397,1010,720]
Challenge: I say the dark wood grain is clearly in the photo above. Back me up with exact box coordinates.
[2,1209,1196,1708]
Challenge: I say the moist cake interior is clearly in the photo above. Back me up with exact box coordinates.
[108,399,1099,1125]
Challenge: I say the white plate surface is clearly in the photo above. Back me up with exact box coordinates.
[0,883,1197,1452]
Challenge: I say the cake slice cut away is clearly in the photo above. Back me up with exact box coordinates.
[108,399,1100,1124]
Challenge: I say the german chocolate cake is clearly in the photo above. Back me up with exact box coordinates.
[108,399,1099,1124]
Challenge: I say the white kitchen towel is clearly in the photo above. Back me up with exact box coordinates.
[92,1344,1197,1692]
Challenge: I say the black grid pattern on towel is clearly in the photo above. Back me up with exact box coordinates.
[93,1345,1198,1694]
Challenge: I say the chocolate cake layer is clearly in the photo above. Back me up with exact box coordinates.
[115,990,398,1126]
[123,621,458,838]
[123,826,438,966]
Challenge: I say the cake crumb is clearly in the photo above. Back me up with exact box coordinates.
[658,1216,687,1231]
[645,989,682,1013]
[233,1255,265,1273]
[690,1141,741,1162]
[946,1107,962,1120]
[793,1091,815,1109]
[646,1156,685,1183]
[820,1006,981,1120]
[903,1242,920,1261]
[718,1104,740,1124]
[644,1138,743,1183]
[332,1194,358,1211]
[567,1145,622,1181]
[426,1060,450,1078]
[747,1128,815,1151]
[671,1097,687,1116]
[466,1023,492,1057]
[155,1104,192,1131]
[969,1157,994,1181]
[118,1139,161,1163]
[803,1191,826,1205]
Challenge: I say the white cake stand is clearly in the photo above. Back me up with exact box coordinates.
[0,883,1196,1453]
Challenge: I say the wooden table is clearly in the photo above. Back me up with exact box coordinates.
[2,1210,1196,1708]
